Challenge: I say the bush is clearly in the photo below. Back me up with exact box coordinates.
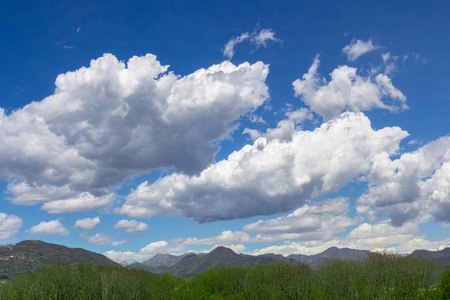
[440,267,450,299]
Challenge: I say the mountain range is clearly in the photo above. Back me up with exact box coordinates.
[0,240,119,279]
[1,240,449,280]
[409,247,450,264]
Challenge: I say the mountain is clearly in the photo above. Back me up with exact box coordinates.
[0,240,120,279]
[130,246,372,278]
[141,252,191,267]
[259,253,296,263]
[288,247,371,265]
[166,246,286,278]
[408,247,450,264]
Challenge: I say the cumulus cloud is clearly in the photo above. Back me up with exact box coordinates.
[0,54,269,209]
[244,198,360,242]
[114,219,149,233]
[249,217,450,256]
[0,212,23,243]
[244,108,313,142]
[74,216,101,231]
[117,112,408,222]
[293,56,408,120]
[29,219,70,236]
[84,233,127,247]
[359,136,450,225]
[223,28,281,59]
[342,39,378,61]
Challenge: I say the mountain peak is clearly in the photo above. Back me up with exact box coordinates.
[209,246,237,256]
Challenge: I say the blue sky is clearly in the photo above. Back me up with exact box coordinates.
[1,0,449,262]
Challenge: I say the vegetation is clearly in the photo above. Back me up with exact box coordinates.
[1,252,449,299]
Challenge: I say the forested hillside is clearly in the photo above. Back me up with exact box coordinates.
[0,240,119,279]
[1,253,449,299]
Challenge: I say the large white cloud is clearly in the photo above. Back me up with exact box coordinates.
[293,56,408,120]
[359,136,450,225]
[28,219,70,236]
[0,53,269,210]
[0,212,23,243]
[117,112,408,222]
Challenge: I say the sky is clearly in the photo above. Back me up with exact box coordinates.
[0,0,449,262]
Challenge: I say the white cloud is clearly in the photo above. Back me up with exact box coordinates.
[249,241,343,256]
[104,231,250,262]
[223,28,281,59]
[104,240,183,262]
[42,193,115,214]
[244,198,359,242]
[117,112,408,222]
[0,212,23,243]
[103,250,146,262]
[177,230,252,246]
[1,54,269,210]
[84,233,127,247]
[244,108,313,142]
[250,28,281,49]
[293,56,408,120]
[223,32,250,59]
[427,161,450,223]
[29,219,70,236]
[342,39,378,61]
[249,217,450,256]
[74,216,101,231]
[114,219,149,233]
[359,136,450,225]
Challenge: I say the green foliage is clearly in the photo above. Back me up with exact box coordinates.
[0,254,448,299]
[440,266,450,299]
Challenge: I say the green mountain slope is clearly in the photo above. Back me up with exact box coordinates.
[0,240,120,279]
[168,246,285,278]
[408,247,450,264]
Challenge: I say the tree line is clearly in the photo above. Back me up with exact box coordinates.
[1,252,449,299]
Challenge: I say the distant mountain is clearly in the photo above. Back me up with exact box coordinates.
[129,246,372,278]
[141,252,192,267]
[128,261,170,274]
[408,247,450,264]
[259,253,296,263]
[165,246,285,278]
[0,240,120,279]
[289,247,371,265]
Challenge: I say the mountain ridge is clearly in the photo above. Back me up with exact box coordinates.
[0,240,120,279]
[408,247,450,264]
[2,240,450,280]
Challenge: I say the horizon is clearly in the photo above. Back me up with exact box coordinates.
[4,239,423,263]
[1,1,449,263]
